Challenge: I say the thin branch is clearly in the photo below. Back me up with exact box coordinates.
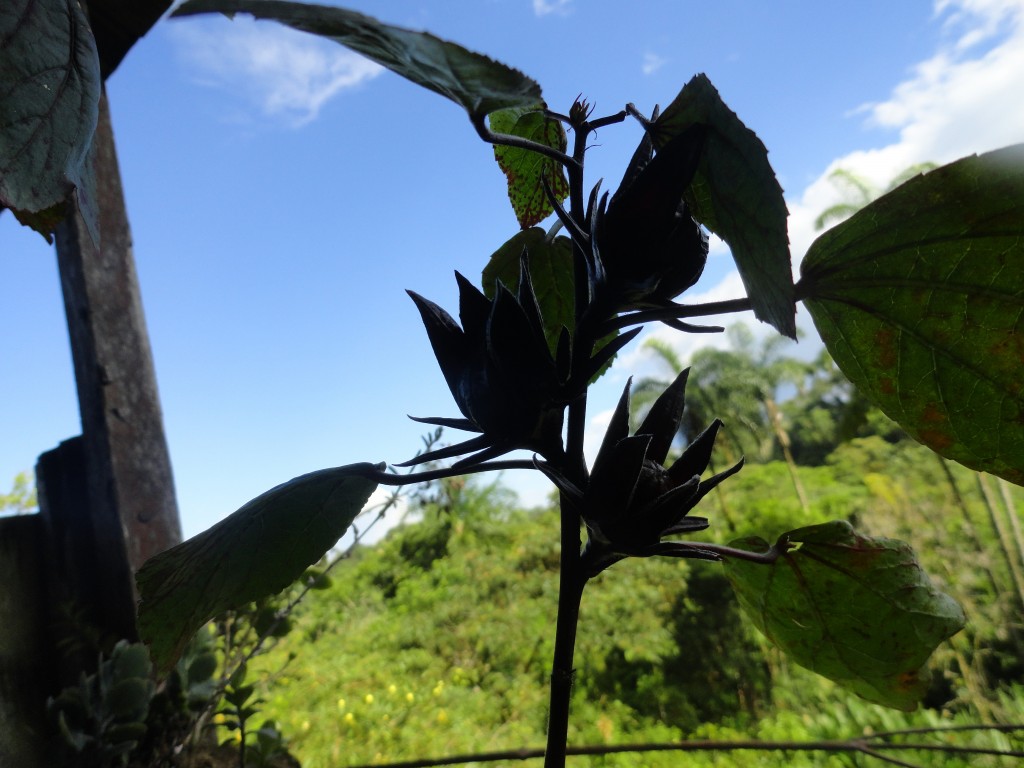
[470,113,578,171]
[867,723,1024,739]
[854,745,924,768]
[342,730,1024,768]
[675,540,786,565]
[360,460,539,486]
[624,102,652,129]
[602,296,757,333]
[586,109,628,131]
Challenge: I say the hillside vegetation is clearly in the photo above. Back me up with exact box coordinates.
[245,345,1024,767]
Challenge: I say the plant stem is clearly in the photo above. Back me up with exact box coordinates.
[539,106,600,768]
[603,296,756,333]
[469,113,579,171]
[544,503,586,768]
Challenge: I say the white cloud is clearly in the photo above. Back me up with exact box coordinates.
[642,52,668,76]
[788,0,1024,268]
[935,0,1024,51]
[170,18,383,127]
[533,0,573,17]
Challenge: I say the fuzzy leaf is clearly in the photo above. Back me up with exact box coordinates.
[799,145,1024,485]
[0,0,101,242]
[137,463,380,673]
[172,0,541,117]
[652,75,794,337]
[723,521,965,710]
[489,104,568,228]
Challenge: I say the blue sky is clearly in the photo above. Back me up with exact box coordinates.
[3,0,1024,538]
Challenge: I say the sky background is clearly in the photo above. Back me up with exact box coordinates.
[3,0,1024,538]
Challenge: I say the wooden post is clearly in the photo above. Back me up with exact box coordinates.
[1,7,179,762]
[0,516,48,768]
[53,86,182,640]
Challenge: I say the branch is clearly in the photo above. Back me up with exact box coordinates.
[341,727,1024,768]
[586,109,628,131]
[601,296,757,333]
[360,460,539,486]
[683,540,787,565]
[470,113,579,171]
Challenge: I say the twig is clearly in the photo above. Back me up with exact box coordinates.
[340,729,1024,768]
[469,113,578,170]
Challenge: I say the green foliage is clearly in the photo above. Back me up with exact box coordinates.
[489,104,570,228]
[652,75,795,338]
[813,163,939,231]
[136,463,380,673]
[0,471,37,514]
[724,521,966,710]
[251,486,776,764]
[5,1,1022,765]
[48,641,154,767]
[45,2,1019,761]
[249,455,1023,766]
[800,144,1024,485]
[0,0,101,242]
[482,227,574,356]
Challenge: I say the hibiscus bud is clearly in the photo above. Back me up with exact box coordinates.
[595,124,709,310]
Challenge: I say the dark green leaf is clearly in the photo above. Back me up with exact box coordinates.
[104,722,149,745]
[172,0,541,117]
[652,75,795,337]
[723,521,965,710]
[0,0,101,242]
[482,228,573,354]
[187,652,219,685]
[799,145,1024,485]
[105,678,152,722]
[489,104,568,228]
[137,463,380,673]
[302,566,332,589]
[110,642,152,682]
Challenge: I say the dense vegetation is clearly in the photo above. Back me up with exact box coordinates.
[237,339,1024,767]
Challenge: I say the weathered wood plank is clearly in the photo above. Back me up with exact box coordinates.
[54,87,182,637]
[0,515,48,768]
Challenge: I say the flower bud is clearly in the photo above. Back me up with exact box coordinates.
[403,262,564,467]
[595,124,709,311]
[540,369,741,568]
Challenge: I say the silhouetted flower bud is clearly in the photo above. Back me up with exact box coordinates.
[541,369,741,569]
[594,124,709,311]
[402,263,564,468]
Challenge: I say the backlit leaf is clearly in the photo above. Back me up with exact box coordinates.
[799,144,1024,485]
[482,229,619,381]
[137,463,380,673]
[723,521,965,711]
[0,0,101,242]
[652,75,794,338]
[482,228,574,354]
[489,104,568,228]
[172,0,541,118]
